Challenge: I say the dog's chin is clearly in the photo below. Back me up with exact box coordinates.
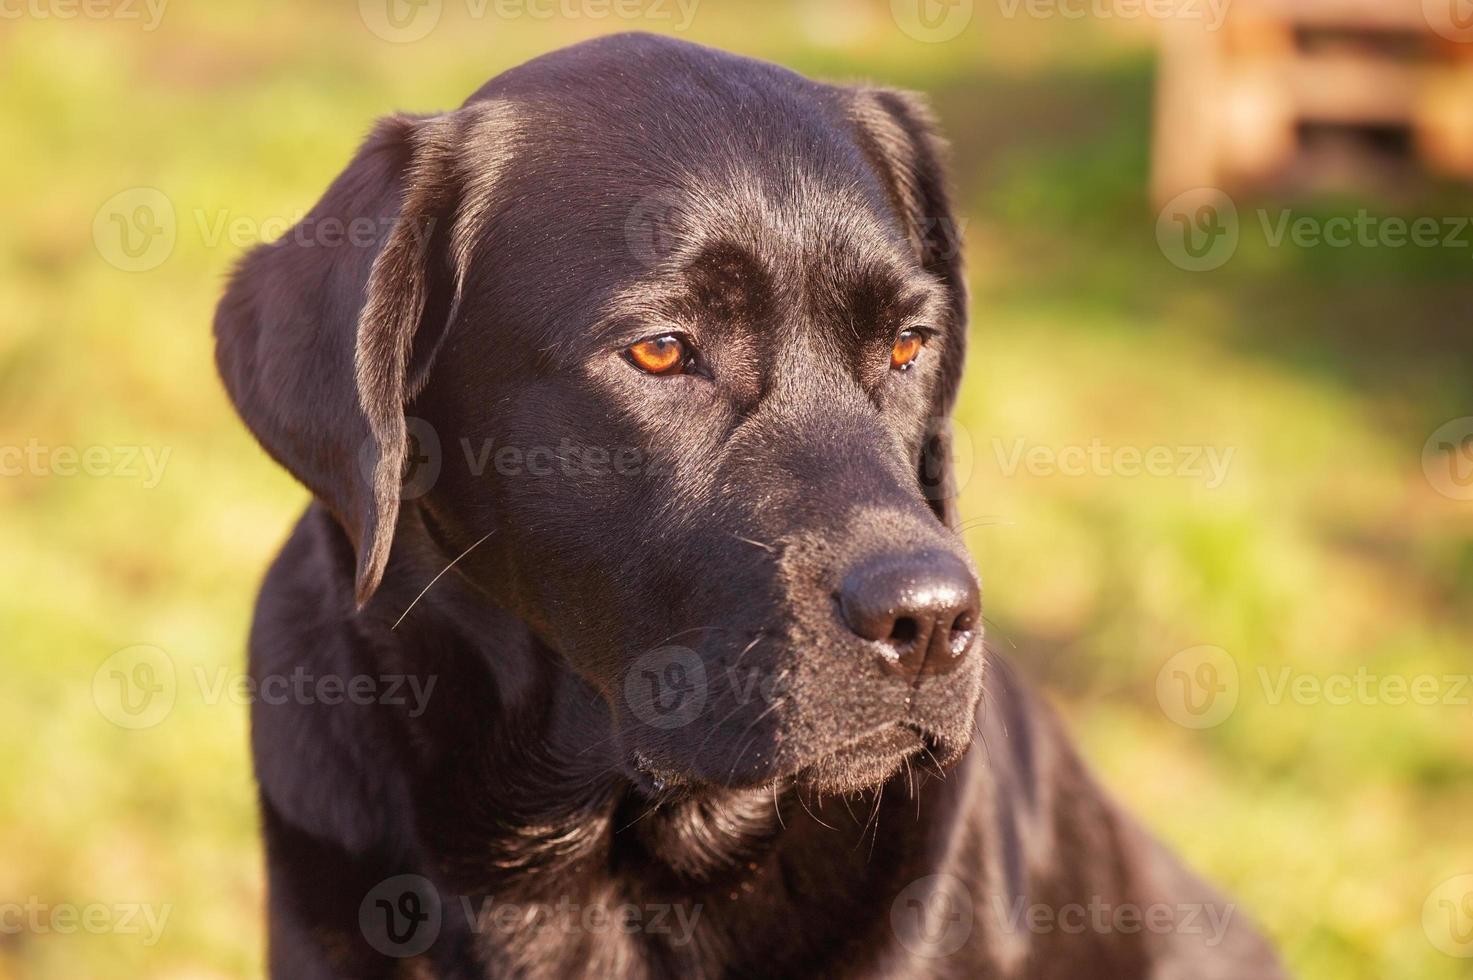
[627,724,960,799]
[790,724,930,796]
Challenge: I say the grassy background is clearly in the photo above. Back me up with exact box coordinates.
[2,1,1471,976]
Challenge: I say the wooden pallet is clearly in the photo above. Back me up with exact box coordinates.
[1151,0,1473,204]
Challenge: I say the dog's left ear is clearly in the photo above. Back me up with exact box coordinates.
[848,88,968,525]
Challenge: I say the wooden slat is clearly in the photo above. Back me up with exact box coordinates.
[1234,0,1440,30]
[1283,55,1422,124]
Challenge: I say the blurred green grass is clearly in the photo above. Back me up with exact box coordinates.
[2,1,1471,977]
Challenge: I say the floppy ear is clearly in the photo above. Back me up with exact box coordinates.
[848,88,969,525]
[214,111,472,607]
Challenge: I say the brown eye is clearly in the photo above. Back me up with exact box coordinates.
[890,329,925,371]
[625,334,689,375]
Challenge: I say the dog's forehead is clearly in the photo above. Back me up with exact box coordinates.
[457,122,939,362]
[576,174,944,354]
[451,35,946,357]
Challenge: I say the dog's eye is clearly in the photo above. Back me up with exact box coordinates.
[625,334,690,376]
[890,330,926,371]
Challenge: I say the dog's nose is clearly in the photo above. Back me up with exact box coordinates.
[838,551,980,677]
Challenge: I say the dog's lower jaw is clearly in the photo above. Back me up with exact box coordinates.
[613,734,960,887]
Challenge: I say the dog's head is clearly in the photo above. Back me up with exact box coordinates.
[216,34,982,796]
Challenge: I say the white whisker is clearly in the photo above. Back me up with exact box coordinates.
[391,529,496,630]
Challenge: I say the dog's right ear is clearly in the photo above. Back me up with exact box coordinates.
[847,87,968,528]
[214,110,482,607]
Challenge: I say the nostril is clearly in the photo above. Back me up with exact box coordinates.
[889,617,919,645]
[838,550,981,677]
[947,610,978,659]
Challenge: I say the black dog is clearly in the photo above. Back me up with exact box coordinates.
[215,33,1283,979]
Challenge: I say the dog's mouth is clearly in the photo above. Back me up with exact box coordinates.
[625,722,956,799]
[792,722,941,795]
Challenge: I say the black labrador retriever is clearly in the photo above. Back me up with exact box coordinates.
[215,32,1284,979]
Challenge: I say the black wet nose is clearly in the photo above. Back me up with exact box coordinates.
[838,551,981,677]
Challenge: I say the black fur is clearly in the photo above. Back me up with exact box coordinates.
[215,33,1283,979]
